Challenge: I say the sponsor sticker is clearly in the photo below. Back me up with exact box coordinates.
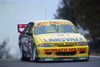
[35,21,72,26]
[53,34,69,37]
[44,48,86,52]
[43,37,84,42]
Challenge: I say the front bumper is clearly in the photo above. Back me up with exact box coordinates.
[37,46,89,61]
[38,56,89,61]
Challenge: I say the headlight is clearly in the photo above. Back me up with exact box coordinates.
[39,43,53,47]
[78,42,88,46]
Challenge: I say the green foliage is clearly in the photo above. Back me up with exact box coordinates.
[55,0,100,38]
[54,0,75,23]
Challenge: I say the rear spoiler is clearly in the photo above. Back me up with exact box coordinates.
[17,24,27,34]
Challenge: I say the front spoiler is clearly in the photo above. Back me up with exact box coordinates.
[37,56,89,61]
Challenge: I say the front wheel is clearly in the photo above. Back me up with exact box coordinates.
[85,56,89,61]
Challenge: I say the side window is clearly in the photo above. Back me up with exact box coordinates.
[26,25,30,33]
[25,23,32,33]
[31,28,34,33]
[28,22,34,33]
[30,25,34,33]
[22,22,34,34]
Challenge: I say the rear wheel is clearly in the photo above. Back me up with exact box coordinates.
[21,45,30,61]
[21,51,30,61]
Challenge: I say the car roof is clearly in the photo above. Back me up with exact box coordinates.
[31,19,73,26]
[32,19,72,23]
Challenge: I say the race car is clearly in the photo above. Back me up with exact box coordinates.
[17,20,89,62]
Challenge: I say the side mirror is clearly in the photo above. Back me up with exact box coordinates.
[27,32,33,36]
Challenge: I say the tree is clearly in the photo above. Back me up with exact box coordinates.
[54,0,75,24]
[54,0,100,39]
[74,0,100,38]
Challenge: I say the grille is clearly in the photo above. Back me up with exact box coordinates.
[56,52,76,56]
[54,43,64,45]
[53,42,77,47]
[65,43,77,46]
[45,52,52,55]
[55,45,72,47]
[79,51,85,54]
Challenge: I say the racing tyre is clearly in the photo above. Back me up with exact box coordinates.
[21,51,30,61]
[82,56,89,61]
[21,46,30,61]
[85,56,89,61]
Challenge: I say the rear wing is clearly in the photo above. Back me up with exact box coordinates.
[17,24,27,34]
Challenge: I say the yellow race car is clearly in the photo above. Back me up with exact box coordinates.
[18,20,89,62]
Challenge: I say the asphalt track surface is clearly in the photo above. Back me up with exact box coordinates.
[0,57,100,67]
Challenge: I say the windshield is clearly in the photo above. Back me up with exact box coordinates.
[34,24,79,35]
